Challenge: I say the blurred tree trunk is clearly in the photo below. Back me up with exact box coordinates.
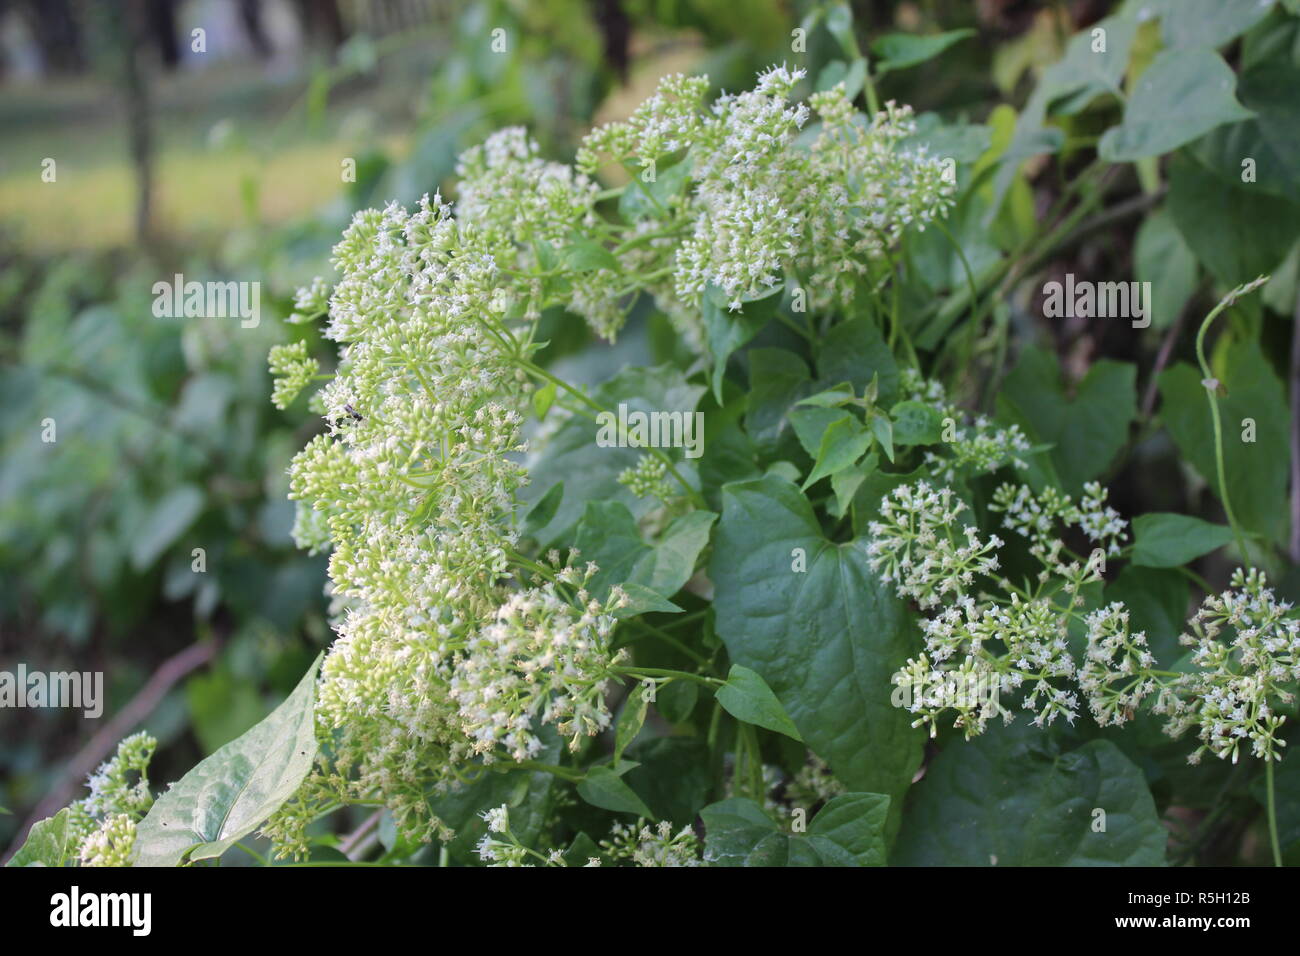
[593,0,629,83]
[17,0,86,74]
[146,0,181,70]
[291,0,348,56]
[238,0,275,60]
[96,0,156,246]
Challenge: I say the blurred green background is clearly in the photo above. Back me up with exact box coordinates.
[0,0,1087,854]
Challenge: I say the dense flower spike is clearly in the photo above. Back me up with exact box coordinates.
[268,340,319,410]
[269,66,956,855]
[577,67,954,327]
[453,572,628,759]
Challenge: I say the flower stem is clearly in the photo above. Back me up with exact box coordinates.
[613,665,722,688]
[1266,758,1283,867]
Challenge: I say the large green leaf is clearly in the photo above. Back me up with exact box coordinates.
[997,347,1136,495]
[1152,0,1276,50]
[1131,513,1236,568]
[871,29,974,74]
[1134,207,1199,329]
[130,484,204,571]
[132,655,322,866]
[1158,340,1290,545]
[1099,49,1253,161]
[1167,153,1300,287]
[521,365,704,543]
[890,400,945,446]
[1194,57,1300,205]
[5,808,78,867]
[744,348,813,457]
[815,316,899,407]
[894,720,1167,865]
[577,765,654,818]
[709,475,924,835]
[802,416,873,490]
[987,15,1136,215]
[619,158,692,222]
[698,391,762,509]
[572,501,715,604]
[701,792,890,866]
[622,737,712,825]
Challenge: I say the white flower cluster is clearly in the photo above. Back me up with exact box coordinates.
[45,732,157,867]
[288,276,329,324]
[578,66,954,326]
[79,813,137,868]
[268,67,958,855]
[878,480,1110,735]
[267,340,319,410]
[866,482,1003,609]
[270,192,631,851]
[1079,602,1158,727]
[617,453,674,503]
[456,126,600,249]
[474,804,537,867]
[990,481,1128,570]
[454,570,628,759]
[893,652,1010,739]
[472,805,699,867]
[1161,570,1300,764]
[599,818,703,867]
[897,594,1079,735]
[878,477,1300,765]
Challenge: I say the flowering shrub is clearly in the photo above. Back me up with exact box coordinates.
[13,2,1300,870]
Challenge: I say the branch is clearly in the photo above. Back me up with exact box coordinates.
[4,640,217,862]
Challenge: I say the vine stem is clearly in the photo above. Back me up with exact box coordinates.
[1192,280,1267,572]
[1193,276,1279,867]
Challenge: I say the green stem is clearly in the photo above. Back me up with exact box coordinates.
[1266,759,1283,867]
[503,760,584,783]
[618,618,710,666]
[1194,286,1261,570]
[613,665,722,688]
[235,841,269,865]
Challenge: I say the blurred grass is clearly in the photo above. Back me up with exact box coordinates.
[0,58,425,252]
